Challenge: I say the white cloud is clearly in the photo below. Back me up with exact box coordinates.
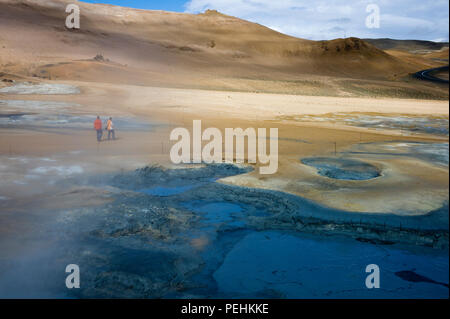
[432,38,448,43]
[184,0,449,41]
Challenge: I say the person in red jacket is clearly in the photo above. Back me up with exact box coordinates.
[94,116,103,142]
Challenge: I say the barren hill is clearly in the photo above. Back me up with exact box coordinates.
[365,38,449,53]
[0,0,448,98]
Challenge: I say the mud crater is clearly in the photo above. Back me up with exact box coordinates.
[301,157,382,180]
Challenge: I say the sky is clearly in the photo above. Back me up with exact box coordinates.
[81,0,449,42]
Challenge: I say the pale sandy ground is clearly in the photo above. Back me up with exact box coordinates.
[0,80,448,216]
[53,81,450,120]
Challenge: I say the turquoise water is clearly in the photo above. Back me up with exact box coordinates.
[139,185,197,197]
[183,200,269,226]
[182,201,247,227]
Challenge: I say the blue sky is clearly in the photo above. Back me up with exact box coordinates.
[82,0,186,12]
[81,0,449,42]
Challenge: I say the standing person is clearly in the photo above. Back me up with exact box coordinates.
[106,117,115,140]
[94,116,103,142]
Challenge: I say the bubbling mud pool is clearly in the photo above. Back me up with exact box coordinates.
[0,113,153,131]
[0,100,77,111]
[0,82,80,95]
[0,163,447,299]
[213,230,449,298]
[346,141,449,167]
[282,113,449,136]
[0,100,154,131]
[301,157,382,180]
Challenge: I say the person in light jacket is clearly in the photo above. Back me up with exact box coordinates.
[106,117,115,140]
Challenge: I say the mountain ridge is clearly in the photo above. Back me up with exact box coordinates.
[0,0,447,99]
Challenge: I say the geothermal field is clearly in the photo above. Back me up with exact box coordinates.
[0,0,448,299]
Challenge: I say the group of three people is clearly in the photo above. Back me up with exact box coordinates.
[94,116,115,142]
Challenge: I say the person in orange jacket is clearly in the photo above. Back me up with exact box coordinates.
[106,117,115,140]
[94,116,103,142]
